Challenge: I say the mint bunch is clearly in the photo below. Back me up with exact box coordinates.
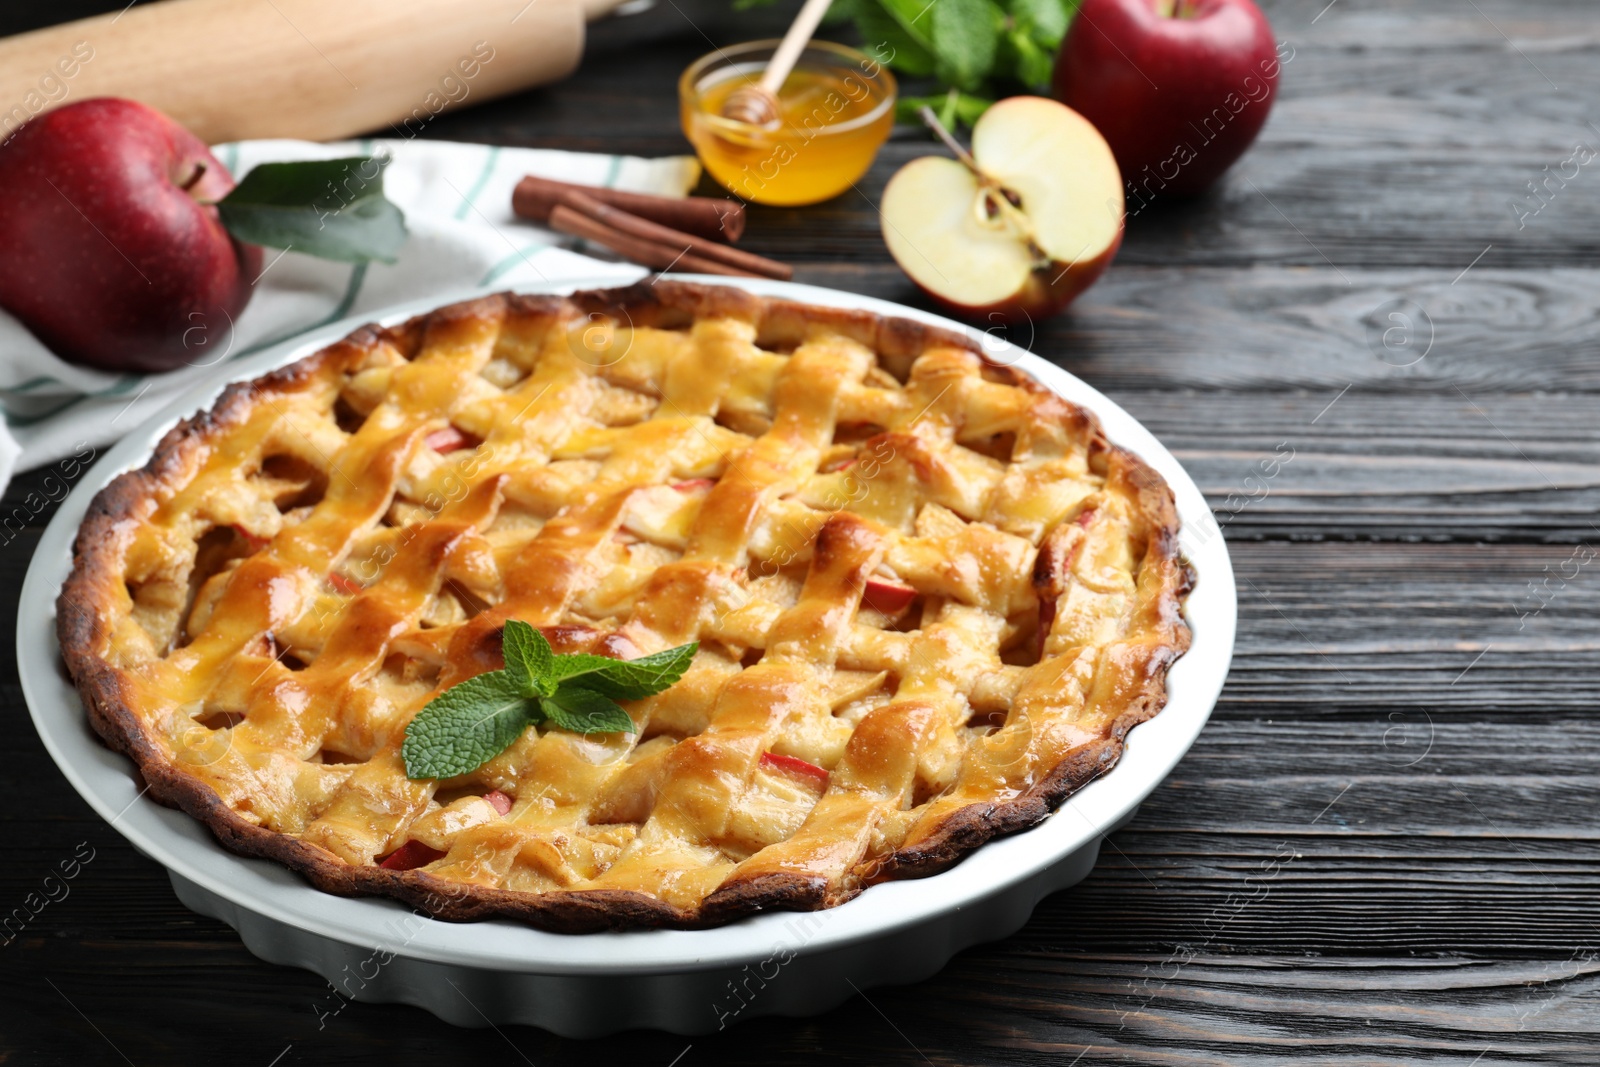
[743,0,1082,128]
[401,620,697,780]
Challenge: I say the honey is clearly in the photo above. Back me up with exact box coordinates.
[680,41,896,207]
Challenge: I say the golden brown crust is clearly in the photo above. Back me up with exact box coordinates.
[58,280,1191,932]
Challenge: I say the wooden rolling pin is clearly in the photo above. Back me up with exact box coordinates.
[0,0,628,144]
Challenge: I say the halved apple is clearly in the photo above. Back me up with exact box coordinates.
[880,97,1125,324]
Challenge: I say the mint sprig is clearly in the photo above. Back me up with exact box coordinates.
[401,621,697,780]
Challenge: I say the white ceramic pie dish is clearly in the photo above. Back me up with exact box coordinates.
[19,277,1235,1036]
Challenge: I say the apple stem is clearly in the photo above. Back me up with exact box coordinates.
[916,105,1052,271]
[917,105,982,176]
[178,161,208,193]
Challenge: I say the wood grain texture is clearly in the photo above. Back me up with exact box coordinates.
[1,0,1597,1061]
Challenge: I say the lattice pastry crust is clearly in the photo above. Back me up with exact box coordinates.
[59,282,1191,931]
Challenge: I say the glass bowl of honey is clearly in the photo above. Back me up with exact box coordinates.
[680,40,896,207]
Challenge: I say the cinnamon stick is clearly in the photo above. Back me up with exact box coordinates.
[547,204,760,278]
[561,190,791,281]
[514,175,745,243]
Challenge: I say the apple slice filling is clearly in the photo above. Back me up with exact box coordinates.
[759,751,830,792]
[862,576,918,615]
[379,839,445,871]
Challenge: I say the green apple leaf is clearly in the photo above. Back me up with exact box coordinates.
[216,156,408,264]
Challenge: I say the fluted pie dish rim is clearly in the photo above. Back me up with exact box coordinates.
[23,277,1234,976]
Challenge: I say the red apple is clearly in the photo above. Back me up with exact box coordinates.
[880,97,1124,324]
[0,97,260,373]
[1053,0,1281,199]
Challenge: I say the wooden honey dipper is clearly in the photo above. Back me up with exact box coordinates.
[719,0,835,126]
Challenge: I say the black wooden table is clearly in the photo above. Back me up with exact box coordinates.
[4,0,1598,1062]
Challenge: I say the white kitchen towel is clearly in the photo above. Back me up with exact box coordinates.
[0,138,695,490]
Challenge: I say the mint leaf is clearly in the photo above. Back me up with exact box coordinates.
[1005,0,1075,88]
[217,156,407,264]
[501,620,554,696]
[400,628,698,780]
[822,0,858,25]
[877,0,937,41]
[853,0,938,78]
[1006,28,1055,90]
[401,672,531,780]
[1010,0,1070,46]
[540,688,636,736]
[897,92,993,127]
[547,642,699,701]
[930,0,1003,91]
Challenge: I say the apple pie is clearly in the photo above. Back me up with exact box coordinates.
[58,282,1191,931]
